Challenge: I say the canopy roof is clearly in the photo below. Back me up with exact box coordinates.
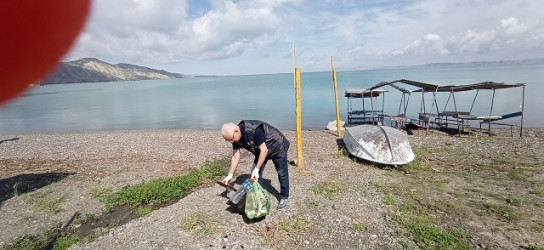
[369,79,438,93]
[424,81,526,92]
[368,80,526,93]
[345,88,387,98]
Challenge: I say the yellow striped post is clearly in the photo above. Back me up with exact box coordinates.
[331,56,342,136]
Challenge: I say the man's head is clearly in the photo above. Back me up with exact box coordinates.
[221,122,240,143]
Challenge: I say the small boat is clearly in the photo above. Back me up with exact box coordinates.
[343,125,415,165]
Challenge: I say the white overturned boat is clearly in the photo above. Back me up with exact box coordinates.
[343,125,415,165]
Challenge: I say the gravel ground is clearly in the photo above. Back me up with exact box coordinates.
[0,127,542,249]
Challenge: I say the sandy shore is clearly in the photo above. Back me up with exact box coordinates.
[1,127,543,249]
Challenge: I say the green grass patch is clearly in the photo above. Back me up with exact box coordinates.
[52,235,80,250]
[529,190,543,196]
[352,223,367,232]
[402,146,459,173]
[529,244,544,250]
[5,226,79,250]
[403,145,454,173]
[6,235,41,250]
[89,184,113,199]
[508,168,530,181]
[7,159,229,249]
[277,217,310,231]
[506,197,522,207]
[311,180,346,199]
[435,182,447,191]
[396,216,470,250]
[104,159,227,210]
[258,217,311,247]
[370,145,472,249]
[371,142,543,248]
[403,154,424,172]
[334,148,344,158]
[305,199,320,207]
[22,190,65,213]
[75,213,98,225]
[490,156,511,166]
[384,193,395,205]
[137,206,152,217]
[483,202,520,222]
[179,210,219,236]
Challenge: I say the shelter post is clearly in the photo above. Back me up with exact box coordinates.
[428,90,438,134]
[450,89,462,136]
[370,91,375,124]
[488,89,496,134]
[520,85,525,137]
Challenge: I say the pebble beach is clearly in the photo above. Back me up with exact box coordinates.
[1,127,543,249]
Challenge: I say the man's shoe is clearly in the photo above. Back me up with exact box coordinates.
[277,198,288,209]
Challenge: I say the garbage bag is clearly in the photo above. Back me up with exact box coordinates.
[244,181,271,219]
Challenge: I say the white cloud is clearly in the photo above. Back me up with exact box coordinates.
[65,0,544,75]
[388,33,449,56]
[454,29,496,54]
[424,34,440,41]
[189,1,280,59]
[363,15,542,65]
[68,0,293,65]
[500,17,530,37]
[446,17,541,56]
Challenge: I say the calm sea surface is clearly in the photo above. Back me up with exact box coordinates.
[1,63,542,134]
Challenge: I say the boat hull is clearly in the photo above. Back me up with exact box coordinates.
[343,125,415,165]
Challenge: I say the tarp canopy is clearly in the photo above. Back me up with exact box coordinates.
[345,88,387,98]
[414,81,526,93]
[369,79,438,93]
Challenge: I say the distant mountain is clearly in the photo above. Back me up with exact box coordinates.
[43,58,184,84]
[414,58,544,68]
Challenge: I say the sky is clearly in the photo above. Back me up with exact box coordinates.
[64,0,544,76]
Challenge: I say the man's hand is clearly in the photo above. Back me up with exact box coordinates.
[251,168,260,181]
[222,173,233,185]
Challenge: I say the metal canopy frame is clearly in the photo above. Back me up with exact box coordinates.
[414,81,526,136]
[365,80,526,136]
[368,79,440,129]
[345,88,388,125]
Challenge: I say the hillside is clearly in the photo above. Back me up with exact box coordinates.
[43,58,184,84]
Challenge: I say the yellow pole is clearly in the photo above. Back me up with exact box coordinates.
[294,68,304,171]
[331,56,341,136]
[293,43,303,170]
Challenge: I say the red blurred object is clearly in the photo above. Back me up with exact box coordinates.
[0,0,91,105]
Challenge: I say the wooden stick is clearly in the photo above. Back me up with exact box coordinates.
[216,181,237,191]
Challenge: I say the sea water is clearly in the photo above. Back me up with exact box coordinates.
[0,62,542,134]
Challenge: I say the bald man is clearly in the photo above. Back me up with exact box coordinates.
[221,120,290,209]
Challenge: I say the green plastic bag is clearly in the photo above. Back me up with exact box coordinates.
[244,181,271,219]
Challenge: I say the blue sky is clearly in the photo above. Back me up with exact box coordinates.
[65,0,544,75]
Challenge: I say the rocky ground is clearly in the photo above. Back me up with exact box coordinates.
[0,127,543,249]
